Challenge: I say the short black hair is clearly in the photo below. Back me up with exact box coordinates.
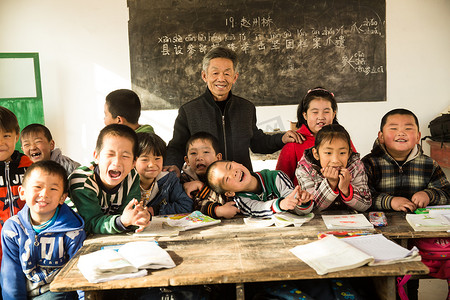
[205,160,232,195]
[380,108,420,131]
[21,123,53,142]
[0,106,20,134]
[136,132,167,159]
[185,132,220,155]
[22,160,68,193]
[314,124,352,153]
[95,124,140,159]
[202,47,238,73]
[296,87,338,128]
[105,89,141,124]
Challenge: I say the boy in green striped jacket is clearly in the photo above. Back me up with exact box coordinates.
[68,124,151,234]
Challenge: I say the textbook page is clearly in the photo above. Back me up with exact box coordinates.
[290,235,374,275]
[342,234,421,265]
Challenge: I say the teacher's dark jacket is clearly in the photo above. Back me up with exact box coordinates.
[166,88,285,171]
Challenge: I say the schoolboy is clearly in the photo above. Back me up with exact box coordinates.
[104,89,154,133]
[1,160,86,300]
[0,106,32,264]
[362,108,450,212]
[136,132,193,215]
[181,132,239,219]
[21,123,81,175]
[69,124,151,234]
[206,160,314,217]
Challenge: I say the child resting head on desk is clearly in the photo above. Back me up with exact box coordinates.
[135,132,193,216]
[1,160,86,300]
[206,160,313,217]
[295,124,372,213]
[181,132,239,219]
[68,124,151,234]
[362,108,450,212]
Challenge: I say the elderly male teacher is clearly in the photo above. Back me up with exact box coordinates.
[165,46,304,175]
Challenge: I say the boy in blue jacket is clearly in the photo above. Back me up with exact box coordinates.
[1,160,86,300]
[136,132,193,215]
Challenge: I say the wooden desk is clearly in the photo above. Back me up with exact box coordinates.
[50,212,435,300]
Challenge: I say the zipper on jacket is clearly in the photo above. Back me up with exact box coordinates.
[222,115,228,160]
[5,162,14,217]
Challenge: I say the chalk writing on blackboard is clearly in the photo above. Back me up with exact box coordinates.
[128,0,386,110]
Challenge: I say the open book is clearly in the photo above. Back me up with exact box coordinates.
[406,213,450,232]
[133,211,220,236]
[322,214,374,230]
[77,241,176,283]
[290,234,420,275]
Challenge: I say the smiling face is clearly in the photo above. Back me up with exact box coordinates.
[136,151,163,185]
[21,131,55,163]
[302,98,336,135]
[378,114,421,161]
[19,169,66,225]
[209,161,254,195]
[201,57,238,101]
[185,139,222,177]
[94,134,136,189]
[313,137,351,170]
[0,129,18,162]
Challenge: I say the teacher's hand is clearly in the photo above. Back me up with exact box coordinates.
[282,130,305,144]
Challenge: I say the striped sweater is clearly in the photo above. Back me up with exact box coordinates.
[68,162,141,234]
[235,169,313,217]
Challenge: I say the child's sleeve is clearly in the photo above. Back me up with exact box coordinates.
[275,143,297,183]
[64,228,86,259]
[234,195,281,217]
[362,156,394,210]
[70,187,126,234]
[423,161,450,205]
[276,171,313,214]
[1,222,28,300]
[341,159,372,212]
[194,184,226,218]
[159,173,194,215]
[296,162,338,212]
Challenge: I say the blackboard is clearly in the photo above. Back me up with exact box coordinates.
[128,0,386,110]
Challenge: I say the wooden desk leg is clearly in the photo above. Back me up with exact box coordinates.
[85,290,103,300]
[373,276,396,300]
[236,283,245,300]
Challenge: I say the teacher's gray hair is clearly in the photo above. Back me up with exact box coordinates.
[202,47,239,74]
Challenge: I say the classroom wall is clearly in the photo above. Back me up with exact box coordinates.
[1,0,449,166]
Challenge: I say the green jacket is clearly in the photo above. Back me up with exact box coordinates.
[68,162,141,234]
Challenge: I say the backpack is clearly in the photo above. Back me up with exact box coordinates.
[429,113,450,142]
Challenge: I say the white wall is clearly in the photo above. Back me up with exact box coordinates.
[1,0,449,166]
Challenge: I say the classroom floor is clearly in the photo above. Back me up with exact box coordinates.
[419,278,448,300]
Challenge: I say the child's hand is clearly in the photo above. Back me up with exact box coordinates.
[121,199,151,232]
[147,206,155,216]
[411,191,430,208]
[338,168,351,197]
[183,181,203,199]
[321,166,339,190]
[280,186,301,210]
[215,201,240,219]
[391,197,417,212]
[296,188,313,204]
